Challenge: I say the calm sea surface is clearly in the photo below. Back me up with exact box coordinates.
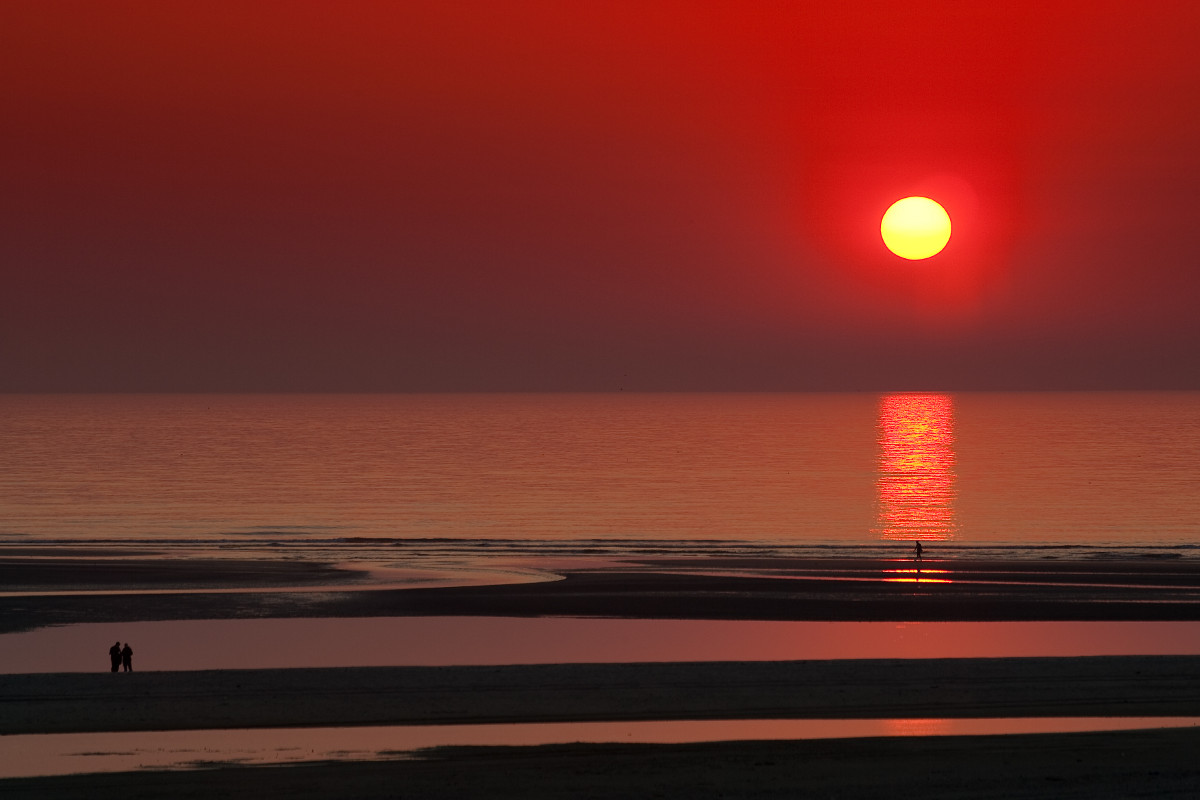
[1,393,1198,563]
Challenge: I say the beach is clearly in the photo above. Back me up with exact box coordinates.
[4,552,1200,797]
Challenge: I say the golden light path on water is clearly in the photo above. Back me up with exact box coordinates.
[876,393,957,543]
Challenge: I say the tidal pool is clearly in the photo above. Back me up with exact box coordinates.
[6,617,1200,673]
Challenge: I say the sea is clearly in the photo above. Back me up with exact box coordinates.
[2,392,1198,572]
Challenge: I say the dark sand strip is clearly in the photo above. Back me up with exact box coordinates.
[8,558,1200,633]
[4,728,1200,800]
[377,565,1200,621]
[0,556,367,592]
[4,656,1200,735]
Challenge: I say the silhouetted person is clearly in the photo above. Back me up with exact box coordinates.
[109,641,121,672]
[121,642,133,672]
[913,540,924,561]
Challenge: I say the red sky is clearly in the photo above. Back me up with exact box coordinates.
[3,1,1199,391]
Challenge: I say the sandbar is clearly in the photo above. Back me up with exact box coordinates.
[6,555,1200,634]
[4,656,1200,735]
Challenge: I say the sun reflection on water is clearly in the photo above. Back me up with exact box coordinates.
[881,568,951,584]
[875,394,957,542]
[882,718,953,736]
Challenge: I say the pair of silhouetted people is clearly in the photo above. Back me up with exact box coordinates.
[108,641,133,672]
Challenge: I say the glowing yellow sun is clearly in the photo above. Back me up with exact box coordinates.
[880,196,951,260]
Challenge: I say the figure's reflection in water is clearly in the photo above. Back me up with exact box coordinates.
[875,394,957,583]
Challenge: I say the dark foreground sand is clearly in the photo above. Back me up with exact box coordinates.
[4,658,1200,798]
[5,553,1200,797]
[4,658,1200,799]
[5,657,1200,734]
[6,728,1200,800]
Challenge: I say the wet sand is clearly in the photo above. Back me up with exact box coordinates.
[5,656,1200,735]
[6,728,1200,800]
[5,553,1200,797]
[4,658,1200,798]
[6,555,1200,634]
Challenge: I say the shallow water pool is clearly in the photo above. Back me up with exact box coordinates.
[6,616,1200,673]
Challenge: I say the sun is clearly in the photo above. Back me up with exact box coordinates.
[880,196,951,260]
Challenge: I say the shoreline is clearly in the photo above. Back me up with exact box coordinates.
[6,554,1200,634]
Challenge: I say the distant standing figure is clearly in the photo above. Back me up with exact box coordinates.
[121,642,133,672]
[913,541,924,561]
[109,641,122,673]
